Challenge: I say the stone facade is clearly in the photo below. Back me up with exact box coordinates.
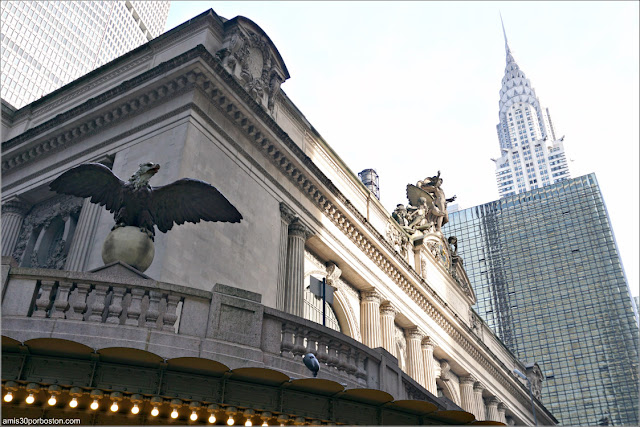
[1,9,555,426]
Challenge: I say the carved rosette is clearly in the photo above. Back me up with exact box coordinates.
[217,22,288,114]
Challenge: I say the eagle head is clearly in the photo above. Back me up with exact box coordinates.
[130,162,161,189]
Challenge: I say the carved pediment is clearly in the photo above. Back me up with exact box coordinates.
[217,16,290,113]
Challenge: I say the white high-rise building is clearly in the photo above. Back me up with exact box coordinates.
[493,19,570,198]
[0,1,170,109]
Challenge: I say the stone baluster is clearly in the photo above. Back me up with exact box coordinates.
[326,340,340,369]
[106,286,126,324]
[32,280,56,318]
[162,295,180,331]
[473,382,487,421]
[125,288,145,326]
[283,219,313,317]
[145,290,162,328]
[360,289,382,348]
[88,284,109,322]
[346,347,358,379]
[422,337,438,395]
[355,350,367,381]
[277,203,296,311]
[459,376,477,415]
[292,327,307,357]
[337,343,350,373]
[51,281,73,319]
[280,323,296,358]
[379,302,397,356]
[316,336,329,365]
[64,199,103,271]
[405,328,426,387]
[497,403,507,424]
[486,397,500,422]
[67,283,91,320]
[305,332,319,354]
[1,197,30,257]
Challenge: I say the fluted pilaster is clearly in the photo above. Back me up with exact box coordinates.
[473,382,487,421]
[277,202,296,311]
[497,403,507,424]
[459,376,476,414]
[379,302,397,356]
[360,290,382,348]
[1,197,30,257]
[486,397,500,422]
[283,219,312,317]
[422,337,437,394]
[405,328,426,387]
[64,198,102,271]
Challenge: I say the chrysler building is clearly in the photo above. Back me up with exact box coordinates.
[494,19,570,197]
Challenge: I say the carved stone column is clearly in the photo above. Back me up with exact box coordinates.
[284,218,312,317]
[473,382,487,421]
[277,202,296,311]
[486,397,500,422]
[405,328,426,387]
[360,290,382,348]
[421,337,437,394]
[65,198,103,271]
[459,376,476,415]
[379,302,396,356]
[1,197,30,257]
[497,403,507,424]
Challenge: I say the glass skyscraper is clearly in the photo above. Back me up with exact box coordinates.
[444,174,639,425]
[0,1,170,109]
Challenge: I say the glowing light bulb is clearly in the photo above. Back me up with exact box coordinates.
[131,404,140,414]
[245,420,253,426]
[262,422,268,427]
[227,415,235,426]
[190,410,198,421]
[151,406,159,417]
[69,397,78,408]
[171,409,179,419]
[110,402,119,412]
[90,399,99,410]
[3,392,13,402]
[47,395,57,406]
[208,414,217,424]
[25,394,35,405]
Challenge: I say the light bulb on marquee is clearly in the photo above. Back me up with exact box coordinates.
[25,394,35,405]
[208,414,217,424]
[227,415,235,426]
[69,398,78,408]
[90,399,99,410]
[151,406,160,417]
[131,404,140,414]
[110,402,119,412]
[245,420,252,426]
[3,392,13,403]
[190,410,199,421]
[47,395,57,406]
[262,422,268,427]
[171,408,179,419]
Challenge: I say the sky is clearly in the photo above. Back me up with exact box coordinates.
[164,1,639,298]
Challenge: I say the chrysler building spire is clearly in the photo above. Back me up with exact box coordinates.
[493,16,571,198]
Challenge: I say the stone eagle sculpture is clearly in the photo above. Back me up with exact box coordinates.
[49,162,242,240]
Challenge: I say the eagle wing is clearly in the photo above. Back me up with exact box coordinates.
[49,163,125,213]
[406,184,435,208]
[151,178,242,233]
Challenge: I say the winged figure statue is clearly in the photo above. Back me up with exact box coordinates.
[49,162,242,240]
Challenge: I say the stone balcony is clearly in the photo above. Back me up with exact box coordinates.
[1,258,487,425]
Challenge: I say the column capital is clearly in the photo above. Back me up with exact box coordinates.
[288,218,313,239]
[473,381,486,392]
[405,327,423,341]
[279,202,297,224]
[379,302,397,316]
[2,196,31,216]
[421,336,438,349]
[497,402,507,412]
[460,375,477,385]
[487,396,500,406]
[361,289,381,304]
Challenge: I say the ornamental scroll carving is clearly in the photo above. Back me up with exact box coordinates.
[12,194,82,269]
[217,22,288,114]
